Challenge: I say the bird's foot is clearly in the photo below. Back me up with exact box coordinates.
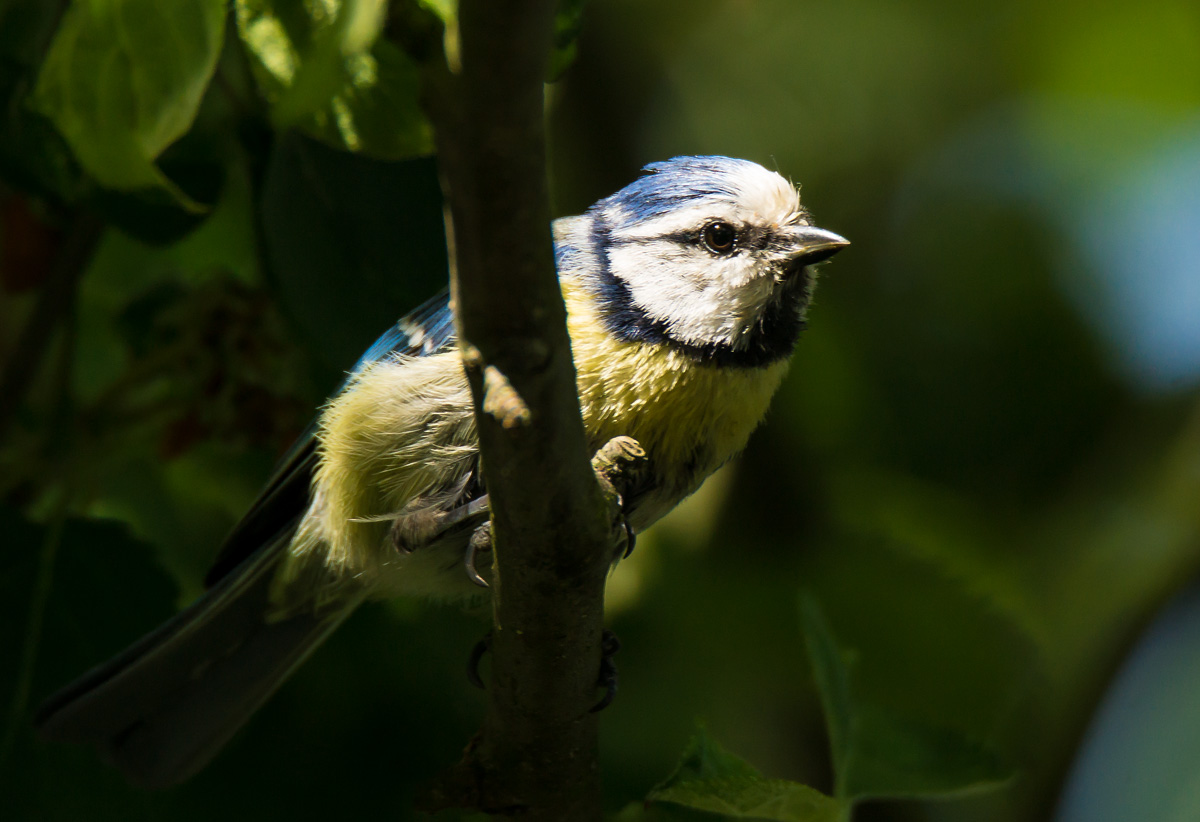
[390,494,493,588]
[590,436,647,562]
[463,521,492,588]
[590,629,621,712]
[467,631,492,690]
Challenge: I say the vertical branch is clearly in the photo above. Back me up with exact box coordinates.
[417,1,619,819]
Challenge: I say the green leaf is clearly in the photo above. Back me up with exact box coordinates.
[0,2,87,201]
[801,597,855,777]
[613,801,724,821]
[0,507,180,718]
[648,727,844,822]
[418,0,457,26]
[236,0,432,159]
[801,596,1012,802]
[29,0,226,210]
[0,506,179,816]
[417,0,459,70]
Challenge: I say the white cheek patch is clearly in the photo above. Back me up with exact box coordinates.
[608,242,777,349]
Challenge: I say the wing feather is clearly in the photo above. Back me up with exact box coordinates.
[204,291,456,586]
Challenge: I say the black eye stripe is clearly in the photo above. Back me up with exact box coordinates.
[604,224,778,251]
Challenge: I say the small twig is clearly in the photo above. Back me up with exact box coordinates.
[0,288,77,767]
[0,487,68,768]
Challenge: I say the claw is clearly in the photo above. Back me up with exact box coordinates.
[590,630,621,713]
[388,493,493,588]
[622,519,637,559]
[467,632,492,689]
[464,524,492,588]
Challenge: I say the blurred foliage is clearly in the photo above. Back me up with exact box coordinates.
[235,0,432,159]
[639,727,842,821]
[2,0,1200,821]
[799,598,1008,804]
[30,0,226,209]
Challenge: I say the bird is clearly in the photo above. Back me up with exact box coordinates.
[35,155,848,788]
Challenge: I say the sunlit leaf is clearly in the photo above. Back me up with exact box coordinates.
[236,0,432,159]
[648,727,844,822]
[29,0,226,210]
[801,597,1012,802]
[418,0,459,70]
[418,0,457,25]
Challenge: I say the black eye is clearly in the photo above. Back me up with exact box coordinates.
[702,221,737,254]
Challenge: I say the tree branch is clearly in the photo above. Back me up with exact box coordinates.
[413,1,629,818]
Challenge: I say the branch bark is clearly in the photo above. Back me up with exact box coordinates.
[412,2,626,818]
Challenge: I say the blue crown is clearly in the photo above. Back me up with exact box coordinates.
[595,156,765,225]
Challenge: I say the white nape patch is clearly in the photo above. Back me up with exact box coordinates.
[608,163,806,350]
[398,319,442,355]
[398,320,426,348]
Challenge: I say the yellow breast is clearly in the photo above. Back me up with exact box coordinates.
[563,279,789,524]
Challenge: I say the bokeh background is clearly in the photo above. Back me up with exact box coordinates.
[3,0,1200,820]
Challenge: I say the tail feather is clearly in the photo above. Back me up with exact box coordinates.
[35,528,358,788]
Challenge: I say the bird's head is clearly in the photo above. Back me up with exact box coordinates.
[578,156,848,367]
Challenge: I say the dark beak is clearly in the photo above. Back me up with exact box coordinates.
[788,226,850,266]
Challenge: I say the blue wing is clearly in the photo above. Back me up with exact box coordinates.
[204,290,456,586]
[351,288,457,371]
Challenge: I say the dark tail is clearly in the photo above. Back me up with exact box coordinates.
[34,532,357,788]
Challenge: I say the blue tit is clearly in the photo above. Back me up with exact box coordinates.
[35,156,847,787]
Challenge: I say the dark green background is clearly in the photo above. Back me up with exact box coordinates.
[3,0,1199,819]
